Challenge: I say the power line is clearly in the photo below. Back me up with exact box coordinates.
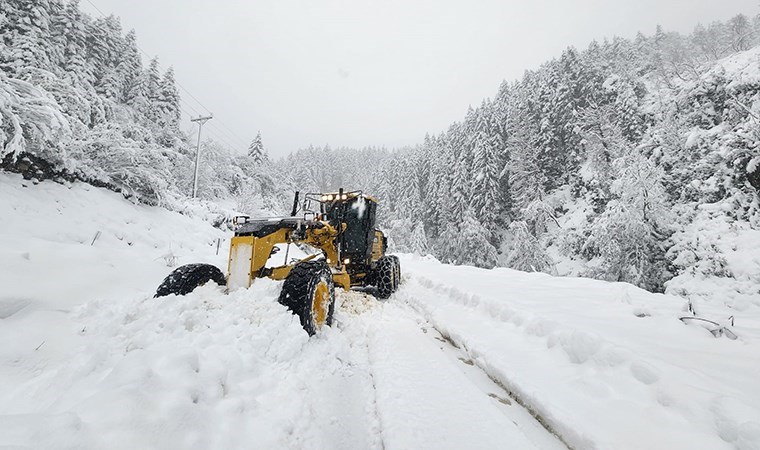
[178,98,203,118]
[178,106,244,153]
[215,119,250,148]
[82,0,108,17]
[83,0,251,151]
[208,121,248,149]
[206,127,246,153]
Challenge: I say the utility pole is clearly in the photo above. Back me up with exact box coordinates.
[190,114,213,198]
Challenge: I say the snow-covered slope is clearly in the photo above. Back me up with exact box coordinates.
[1,174,759,450]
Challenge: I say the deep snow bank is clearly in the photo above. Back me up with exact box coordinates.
[0,172,228,310]
[0,174,381,449]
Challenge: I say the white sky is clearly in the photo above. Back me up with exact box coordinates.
[80,0,759,158]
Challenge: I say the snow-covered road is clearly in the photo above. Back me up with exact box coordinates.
[344,293,565,450]
[2,174,759,450]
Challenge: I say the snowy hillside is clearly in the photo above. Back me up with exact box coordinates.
[2,174,759,450]
[284,33,760,300]
[3,0,759,302]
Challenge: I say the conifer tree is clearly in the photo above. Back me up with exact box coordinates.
[506,221,553,273]
[439,208,499,268]
[120,30,144,106]
[583,148,672,291]
[88,15,123,97]
[409,221,429,256]
[0,0,55,76]
[51,0,91,84]
[145,57,161,101]
[471,100,504,241]
[140,57,162,123]
[397,154,422,222]
[157,66,181,129]
[248,131,267,165]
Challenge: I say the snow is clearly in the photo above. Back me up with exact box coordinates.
[748,156,760,175]
[666,205,760,316]
[227,239,253,291]
[2,174,759,449]
[351,196,367,219]
[707,46,760,92]
[399,255,760,450]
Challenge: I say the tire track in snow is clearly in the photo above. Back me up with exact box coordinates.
[346,290,564,450]
[334,291,387,450]
[391,297,570,450]
[415,310,571,450]
[395,277,582,450]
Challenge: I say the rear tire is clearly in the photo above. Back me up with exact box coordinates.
[155,263,226,298]
[278,260,335,336]
[374,256,396,299]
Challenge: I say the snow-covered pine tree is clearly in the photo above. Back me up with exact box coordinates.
[439,208,498,268]
[51,0,92,85]
[88,15,123,100]
[120,30,147,110]
[445,121,471,227]
[507,122,546,220]
[248,131,267,165]
[409,220,429,256]
[576,101,629,212]
[583,148,672,291]
[470,100,504,244]
[397,153,422,223]
[506,220,553,273]
[142,57,161,123]
[156,67,180,129]
[422,133,454,240]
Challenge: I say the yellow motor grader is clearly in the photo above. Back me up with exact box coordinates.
[155,189,400,334]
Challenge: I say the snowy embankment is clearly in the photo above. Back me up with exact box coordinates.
[400,256,760,450]
[1,173,759,450]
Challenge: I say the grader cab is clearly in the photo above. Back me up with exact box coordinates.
[155,189,401,335]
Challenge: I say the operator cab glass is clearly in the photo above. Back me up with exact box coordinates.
[322,195,377,264]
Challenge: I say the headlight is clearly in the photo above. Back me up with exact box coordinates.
[327,194,334,201]
[320,195,327,201]
[341,194,348,200]
[326,258,332,264]
[343,258,350,264]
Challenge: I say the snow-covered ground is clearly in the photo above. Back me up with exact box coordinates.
[401,257,760,450]
[1,173,759,449]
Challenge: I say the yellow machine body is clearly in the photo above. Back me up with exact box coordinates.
[226,191,388,294]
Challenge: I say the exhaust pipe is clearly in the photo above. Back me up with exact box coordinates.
[291,191,300,216]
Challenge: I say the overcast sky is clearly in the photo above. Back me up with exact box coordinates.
[80,0,759,158]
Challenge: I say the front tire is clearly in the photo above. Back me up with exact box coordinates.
[278,260,335,336]
[154,263,226,298]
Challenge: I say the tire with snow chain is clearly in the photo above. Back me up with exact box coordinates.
[373,256,396,300]
[390,255,401,290]
[278,260,335,336]
[154,263,226,298]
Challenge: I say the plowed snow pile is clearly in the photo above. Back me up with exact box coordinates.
[1,173,759,450]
